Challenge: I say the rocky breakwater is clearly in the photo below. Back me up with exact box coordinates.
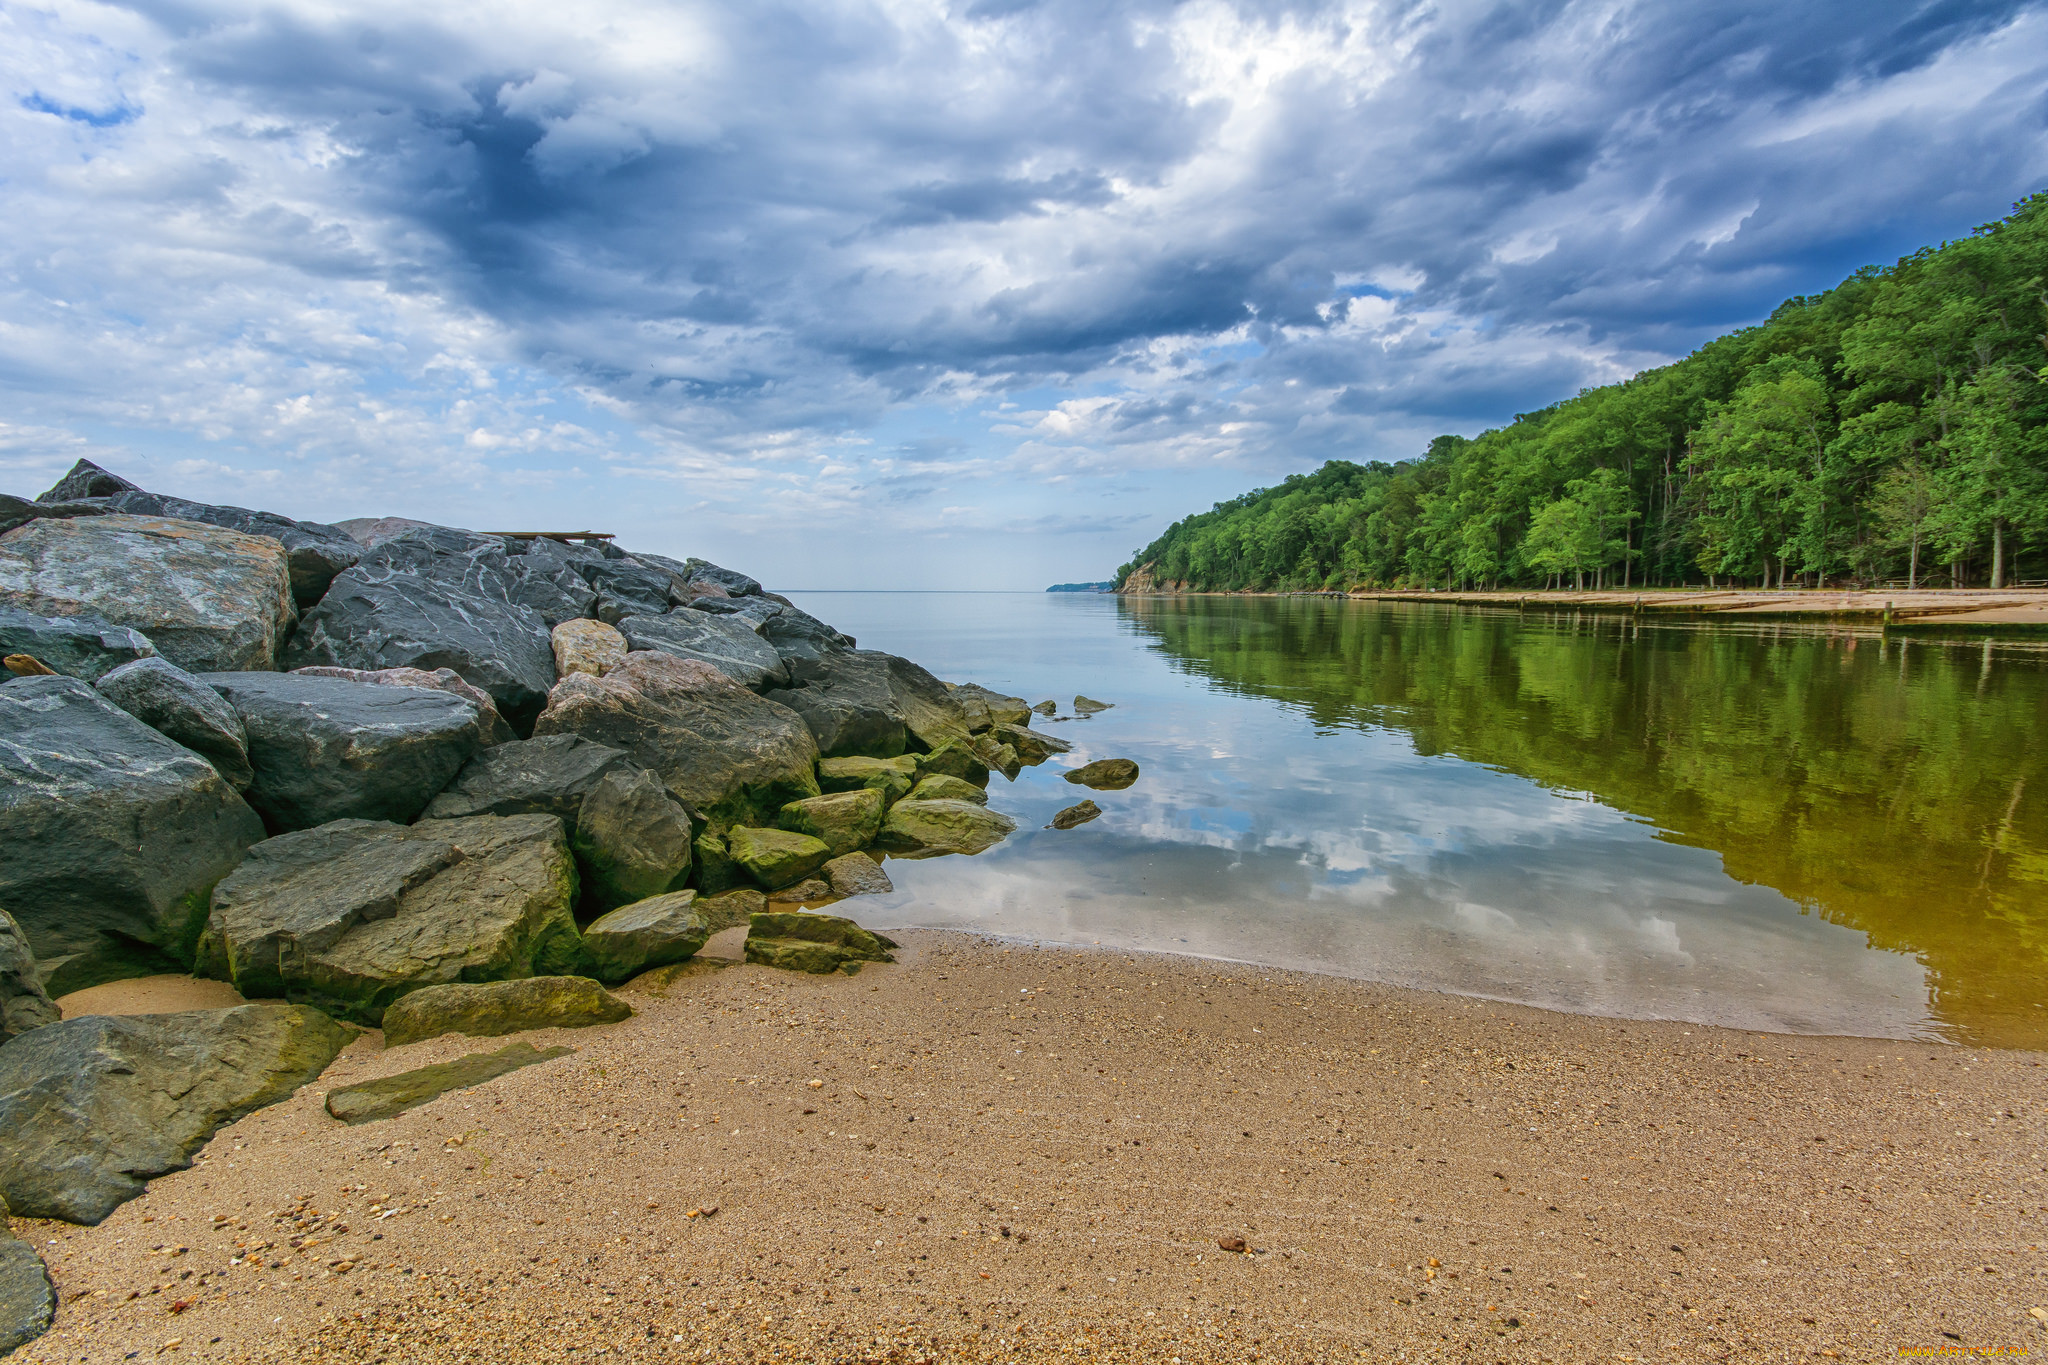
[0,459,1079,1351]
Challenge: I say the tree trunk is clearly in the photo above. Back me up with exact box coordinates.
[1991,518,2006,590]
[1908,533,1919,591]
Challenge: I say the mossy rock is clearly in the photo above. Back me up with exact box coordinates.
[691,829,744,895]
[905,774,986,805]
[380,976,631,1047]
[913,744,989,788]
[876,798,1018,858]
[726,826,833,890]
[777,788,885,856]
[816,755,916,805]
[581,892,709,985]
[744,909,898,975]
[1064,758,1139,791]
[324,1041,574,1124]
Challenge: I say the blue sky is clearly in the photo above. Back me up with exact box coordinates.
[3,0,2045,588]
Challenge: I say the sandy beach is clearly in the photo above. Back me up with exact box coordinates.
[14,931,2046,1364]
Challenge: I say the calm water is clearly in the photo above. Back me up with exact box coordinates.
[784,592,2048,1049]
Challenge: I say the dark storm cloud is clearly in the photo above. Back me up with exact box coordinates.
[2,0,2045,583]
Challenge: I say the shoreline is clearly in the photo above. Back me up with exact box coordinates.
[1113,587,2048,636]
[18,929,2046,1363]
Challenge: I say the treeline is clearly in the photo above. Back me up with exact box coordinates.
[1117,194,2048,592]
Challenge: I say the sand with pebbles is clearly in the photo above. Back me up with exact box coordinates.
[14,928,2048,1363]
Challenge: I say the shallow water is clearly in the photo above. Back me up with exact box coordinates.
[783,592,2048,1048]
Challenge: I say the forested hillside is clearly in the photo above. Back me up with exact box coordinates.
[1117,194,2048,593]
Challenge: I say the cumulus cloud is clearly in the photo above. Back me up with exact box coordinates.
[1,0,2043,585]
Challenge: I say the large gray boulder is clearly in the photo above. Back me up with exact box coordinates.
[948,683,1032,732]
[421,733,633,824]
[0,514,296,672]
[282,532,557,729]
[571,767,693,910]
[675,558,762,597]
[0,604,157,681]
[758,602,856,681]
[0,676,264,994]
[617,612,788,691]
[0,910,58,1044]
[500,535,600,625]
[0,1200,55,1354]
[0,1002,351,1224]
[290,664,515,746]
[532,652,820,829]
[767,650,971,758]
[104,492,361,609]
[96,656,254,789]
[202,672,483,832]
[34,458,138,503]
[197,815,583,1025]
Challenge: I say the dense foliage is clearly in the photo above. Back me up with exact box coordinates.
[1118,195,2048,592]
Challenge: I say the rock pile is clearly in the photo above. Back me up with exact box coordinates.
[0,460,1078,1332]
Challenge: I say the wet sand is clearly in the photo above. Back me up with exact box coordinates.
[13,931,2047,1363]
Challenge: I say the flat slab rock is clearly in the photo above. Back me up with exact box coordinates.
[744,910,897,975]
[291,665,515,746]
[379,976,630,1047]
[197,815,583,1025]
[616,612,788,692]
[203,672,484,832]
[421,733,632,824]
[0,675,264,995]
[324,1041,573,1124]
[0,1002,351,1224]
[0,514,296,673]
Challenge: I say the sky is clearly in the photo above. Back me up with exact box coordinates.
[3,0,2046,589]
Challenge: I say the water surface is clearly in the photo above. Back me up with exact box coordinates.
[784,592,2048,1048]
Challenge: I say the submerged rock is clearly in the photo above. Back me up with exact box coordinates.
[0,676,264,995]
[0,910,59,1044]
[0,1202,55,1355]
[96,656,253,789]
[292,665,515,746]
[1064,758,1140,790]
[744,910,897,974]
[203,672,483,832]
[727,826,833,890]
[324,1041,573,1124]
[379,976,631,1047]
[822,852,893,898]
[533,652,819,829]
[1049,799,1102,830]
[283,533,557,730]
[197,815,583,1024]
[616,612,788,692]
[0,1002,351,1223]
[571,766,693,910]
[1074,695,1114,715]
[580,892,709,984]
[0,514,296,673]
[995,721,1071,763]
[0,604,156,682]
[551,618,626,679]
[777,787,885,857]
[1031,699,1057,716]
[768,650,970,758]
[949,683,1033,731]
[914,743,991,788]
[815,754,916,804]
[876,799,1018,858]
